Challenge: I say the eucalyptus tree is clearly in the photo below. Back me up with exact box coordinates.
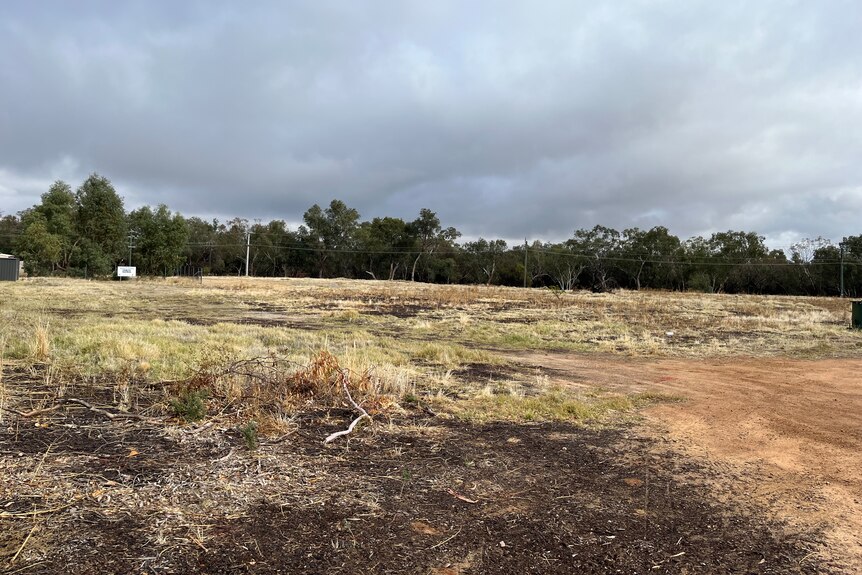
[355,217,412,280]
[15,181,78,273]
[299,200,360,278]
[462,238,508,285]
[127,205,189,275]
[406,208,460,282]
[75,173,127,275]
[569,225,621,292]
[618,226,682,290]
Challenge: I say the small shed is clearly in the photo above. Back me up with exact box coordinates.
[0,253,20,281]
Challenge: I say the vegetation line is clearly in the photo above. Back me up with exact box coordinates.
[2,174,860,295]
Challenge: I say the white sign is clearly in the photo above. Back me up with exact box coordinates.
[117,266,137,278]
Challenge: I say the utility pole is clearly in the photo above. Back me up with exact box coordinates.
[840,241,845,297]
[127,231,138,266]
[245,231,251,277]
[523,238,528,288]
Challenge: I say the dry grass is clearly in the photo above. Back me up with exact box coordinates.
[447,387,678,424]
[0,335,6,423]
[1,276,859,427]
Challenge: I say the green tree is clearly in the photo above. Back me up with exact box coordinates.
[220,218,250,275]
[462,238,508,285]
[839,235,862,297]
[184,217,221,273]
[249,219,300,277]
[75,174,127,275]
[14,181,79,274]
[0,212,21,255]
[355,217,412,280]
[406,208,460,282]
[569,225,621,292]
[684,231,769,293]
[619,226,682,290]
[299,200,360,278]
[128,205,189,275]
[16,212,61,274]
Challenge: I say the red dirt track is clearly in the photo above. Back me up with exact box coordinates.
[512,352,862,573]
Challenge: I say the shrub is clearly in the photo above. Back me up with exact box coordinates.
[170,388,208,422]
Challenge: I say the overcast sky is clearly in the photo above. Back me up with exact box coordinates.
[1,1,861,247]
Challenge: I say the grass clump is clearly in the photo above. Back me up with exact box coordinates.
[450,387,676,424]
[170,388,209,422]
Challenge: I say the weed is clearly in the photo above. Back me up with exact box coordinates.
[170,388,209,422]
[399,466,412,497]
[240,420,259,450]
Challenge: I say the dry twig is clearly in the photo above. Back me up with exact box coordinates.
[10,522,37,564]
[428,527,462,550]
[324,370,370,445]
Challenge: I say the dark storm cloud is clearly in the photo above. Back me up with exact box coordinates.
[1,0,861,245]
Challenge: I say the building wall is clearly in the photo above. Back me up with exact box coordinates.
[0,258,20,281]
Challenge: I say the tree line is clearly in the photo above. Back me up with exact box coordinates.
[1,173,860,296]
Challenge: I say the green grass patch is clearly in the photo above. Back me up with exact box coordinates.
[450,388,679,424]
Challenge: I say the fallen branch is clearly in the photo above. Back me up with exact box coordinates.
[324,370,370,444]
[57,398,152,421]
[446,489,478,504]
[0,503,74,519]
[185,421,215,435]
[263,429,299,445]
[3,399,154,422]
[1,405,62,418]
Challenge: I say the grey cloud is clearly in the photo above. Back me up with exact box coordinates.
[1,0,861,246]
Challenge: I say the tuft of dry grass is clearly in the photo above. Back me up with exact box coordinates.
[171,349,399,435]
[32,323,51,362]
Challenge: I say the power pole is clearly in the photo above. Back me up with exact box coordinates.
[840,242,845,297]
[523,238,528,288]
[127,232,138,266]
[245,231,251,277]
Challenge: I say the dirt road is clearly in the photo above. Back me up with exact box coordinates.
[511,352,862,574]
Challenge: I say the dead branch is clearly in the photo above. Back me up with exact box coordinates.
[0,504,74,519]
[323,370,370,444]
[57,398,152,421]
[262,429,299,445]
[2,399,155,422]
[3,405,62,418]
[185,421,215,435]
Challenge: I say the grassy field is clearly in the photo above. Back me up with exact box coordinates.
[1,276,858,426]
[1,277,858,573]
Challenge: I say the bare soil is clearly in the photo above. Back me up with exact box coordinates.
[509,352,862,574]
[0,370,820,574]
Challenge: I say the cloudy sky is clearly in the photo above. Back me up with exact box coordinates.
[1,1,861,246]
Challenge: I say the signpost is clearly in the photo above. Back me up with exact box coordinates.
[117,266,137,278]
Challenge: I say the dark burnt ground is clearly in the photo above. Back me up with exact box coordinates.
[1,400,822,575]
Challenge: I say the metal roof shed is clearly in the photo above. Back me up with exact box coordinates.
[0,254,20,281]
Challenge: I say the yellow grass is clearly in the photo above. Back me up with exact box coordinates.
[1,276,859,424]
